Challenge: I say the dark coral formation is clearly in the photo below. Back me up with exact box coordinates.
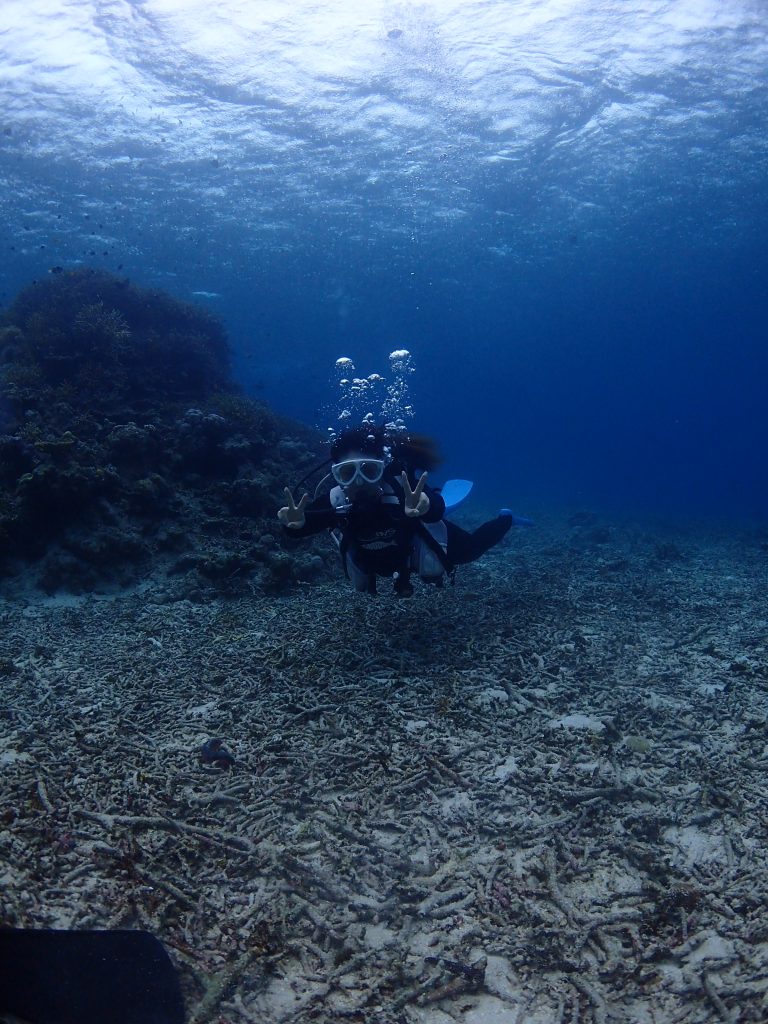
[0,268,327,595]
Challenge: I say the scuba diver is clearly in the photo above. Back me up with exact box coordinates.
[278,425,515,597]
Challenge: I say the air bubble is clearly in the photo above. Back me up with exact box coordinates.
[322,349,416,441]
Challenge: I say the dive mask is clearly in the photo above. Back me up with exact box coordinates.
[331,458,386,486]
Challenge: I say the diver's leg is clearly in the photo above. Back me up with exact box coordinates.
[344,550,377,594]
[446,513,513,565]
[393,566,414,598]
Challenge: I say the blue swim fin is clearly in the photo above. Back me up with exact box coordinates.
[499,508,534,527]
[440,479,473,511]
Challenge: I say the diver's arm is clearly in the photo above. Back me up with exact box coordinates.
[422,484,445,523]
[278,491,337,538]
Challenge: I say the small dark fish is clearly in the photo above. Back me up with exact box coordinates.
[48,266,64,274]
[200,737,235,769]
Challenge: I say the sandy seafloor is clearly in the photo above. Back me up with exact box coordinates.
[1,513,767,1024]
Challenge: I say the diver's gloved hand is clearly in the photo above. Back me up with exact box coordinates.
[278,488,309,528]
[401,471,430,517]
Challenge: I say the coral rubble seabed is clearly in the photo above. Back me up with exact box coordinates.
[1,519,767,1023]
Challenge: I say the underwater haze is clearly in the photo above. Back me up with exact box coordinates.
[2,0,767,521]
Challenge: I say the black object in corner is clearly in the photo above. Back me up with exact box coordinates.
[0,929,185,1024]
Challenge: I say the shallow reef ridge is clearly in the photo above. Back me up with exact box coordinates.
[0,268,327,596]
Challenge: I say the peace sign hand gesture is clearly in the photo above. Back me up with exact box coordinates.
[278,487,309,529]
[401,471,431,518]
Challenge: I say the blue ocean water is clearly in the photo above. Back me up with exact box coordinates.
[1,0,766,522]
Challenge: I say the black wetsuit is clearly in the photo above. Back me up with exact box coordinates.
[445,515,513,565]
[285,470,445,577]
[283,468,513,586]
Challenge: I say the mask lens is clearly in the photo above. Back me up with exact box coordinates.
[332,461,358,485]
[359,460,384,482]
[331,458,385,486]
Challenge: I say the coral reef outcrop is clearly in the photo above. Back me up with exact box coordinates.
[0,269,327,595]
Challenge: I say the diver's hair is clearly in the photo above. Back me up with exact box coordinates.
[331,425,441,473]
[391,434,442,473]
[331,425,387,460]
